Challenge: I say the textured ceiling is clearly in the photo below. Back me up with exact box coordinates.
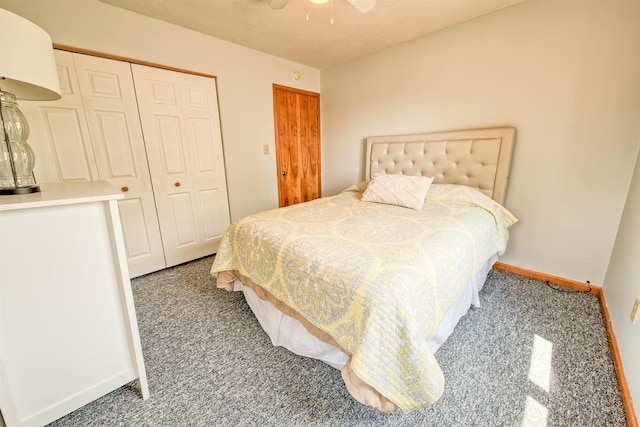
[98,0,526,69]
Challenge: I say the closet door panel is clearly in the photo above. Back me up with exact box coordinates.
[147,106,197,263]
[132,66,194,266]
[73,54,166,278]
[118,198,155,259]
[132,65,230,267]
[178,73,230,249]
[169,192,198,247]
[190,119,216,171]
[20,50,98,184]
[95,112,136,177]
[201,188,227,239]
[40,108,95,181]
[156,116,188,174]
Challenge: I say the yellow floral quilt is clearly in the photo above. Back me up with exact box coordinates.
[211,184,517,411]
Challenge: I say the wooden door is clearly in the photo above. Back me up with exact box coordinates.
[132,64,231,268]
[73,54,166,278]
[273,85,321,207]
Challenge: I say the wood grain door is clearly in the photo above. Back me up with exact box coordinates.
[273,85,321,207]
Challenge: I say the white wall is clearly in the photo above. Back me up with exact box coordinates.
[0,0,321,222]
[321,0,640,287]
[603,143,640,417]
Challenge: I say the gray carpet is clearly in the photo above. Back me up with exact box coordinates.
[49,256,627,426]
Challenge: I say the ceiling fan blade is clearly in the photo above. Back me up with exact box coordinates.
[267,0,291,10]
[346,0,376,13]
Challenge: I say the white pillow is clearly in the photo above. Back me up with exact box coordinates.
[361,174,434,210]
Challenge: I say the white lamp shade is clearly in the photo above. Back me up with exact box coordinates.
[0,8,61,101]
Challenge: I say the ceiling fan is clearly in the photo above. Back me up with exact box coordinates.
[267,0,376,13]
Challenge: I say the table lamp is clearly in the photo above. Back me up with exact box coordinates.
[0,8,61,194]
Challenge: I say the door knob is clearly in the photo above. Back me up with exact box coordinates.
[281,171,288,176]
[175,182,181,187]
[121,186,129,192]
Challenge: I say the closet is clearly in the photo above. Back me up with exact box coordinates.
[21,50,231,278]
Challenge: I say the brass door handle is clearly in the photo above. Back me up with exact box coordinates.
[281,171,288,176]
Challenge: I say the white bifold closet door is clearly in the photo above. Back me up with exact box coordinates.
[72,54,166,277]
[20,51,165,278]
[131,64,230,268]
[21,50,230,277]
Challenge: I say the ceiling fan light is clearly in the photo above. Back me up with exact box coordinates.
[267,0,290,9]
[347,0,376,13]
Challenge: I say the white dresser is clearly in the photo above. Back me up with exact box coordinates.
[0,181,149,427]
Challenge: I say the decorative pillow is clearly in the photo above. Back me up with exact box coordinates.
[361,174,434,210]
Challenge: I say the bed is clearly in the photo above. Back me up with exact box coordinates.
[210,126,517,412]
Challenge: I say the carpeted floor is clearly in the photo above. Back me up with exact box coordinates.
[48,256,627,426]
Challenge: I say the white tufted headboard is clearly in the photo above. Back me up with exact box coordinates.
[365,127,516,205]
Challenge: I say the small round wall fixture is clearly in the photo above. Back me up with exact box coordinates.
[293,71,301,81]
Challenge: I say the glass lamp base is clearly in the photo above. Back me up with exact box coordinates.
[0,185,40,195]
